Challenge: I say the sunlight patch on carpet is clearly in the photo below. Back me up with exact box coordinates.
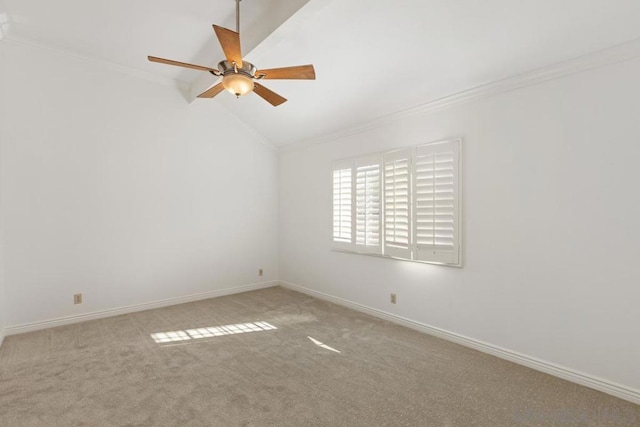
[151,321,277,343]
[308,336,341,353]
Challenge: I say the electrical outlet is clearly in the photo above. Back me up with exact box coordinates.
[74,293,83,304]
[390,293,397,304]
[258,268,263,277]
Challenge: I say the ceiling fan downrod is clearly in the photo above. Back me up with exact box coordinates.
[235,0,241,33]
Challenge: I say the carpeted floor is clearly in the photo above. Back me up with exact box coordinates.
[0,287,638,426]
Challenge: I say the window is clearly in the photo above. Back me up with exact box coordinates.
[412,141,460,264]
[332,162,352,251]
[355,156,382,254]
[383,149,412,259]
[331,156,382,254]
[331,139,461,266]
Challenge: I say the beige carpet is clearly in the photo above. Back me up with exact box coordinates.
[0,287,638,426]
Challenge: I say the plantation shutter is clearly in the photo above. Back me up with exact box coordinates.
[355,156,382,254]
[383,148,413,258]
[413,140,460,265]
[332,161,354,250]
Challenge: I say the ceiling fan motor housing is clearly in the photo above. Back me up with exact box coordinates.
[217,60,257,78]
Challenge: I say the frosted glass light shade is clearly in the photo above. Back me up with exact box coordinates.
[222,73,254,97]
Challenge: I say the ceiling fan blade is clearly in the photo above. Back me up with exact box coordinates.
[197,83,225,99]
[253,83,287,107]
[148,56,219,73]
[256,65,316,80]
[213,25,243,67]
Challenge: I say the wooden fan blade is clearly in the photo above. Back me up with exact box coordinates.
[256,65,316,80]
[197,83,225,99]
[148,56,219,73]
[213,25,243,67]
[253,83,287,106]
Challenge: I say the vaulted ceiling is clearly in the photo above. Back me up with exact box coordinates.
[4,0,640,146]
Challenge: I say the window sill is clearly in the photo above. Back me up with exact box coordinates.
[330,248,462,268]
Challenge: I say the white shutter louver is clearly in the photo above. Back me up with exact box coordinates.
[383,149,413,259]
[332,165,353,249]
[413,140,460,265]
[355,156,382,254]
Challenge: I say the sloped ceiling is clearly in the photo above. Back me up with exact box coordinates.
[1,0,309,83]
[4,0,640,146]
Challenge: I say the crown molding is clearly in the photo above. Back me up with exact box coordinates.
[280,37,640,153]
[3,35,190,91]
[2,35,278,150]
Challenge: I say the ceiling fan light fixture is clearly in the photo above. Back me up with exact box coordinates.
[222,73,254,97]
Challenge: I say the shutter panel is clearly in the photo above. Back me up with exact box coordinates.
[332,164,354,250]
[383,148,413,259]
[333,167,352,243]
[413,140,460,265]
[355,156,382,254]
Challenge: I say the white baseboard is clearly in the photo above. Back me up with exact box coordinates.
[279,280,640,406]
[4,281,279,336]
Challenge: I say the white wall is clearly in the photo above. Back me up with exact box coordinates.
[0,40,7,344]
[0,40,279,327]
[279,57,640,391]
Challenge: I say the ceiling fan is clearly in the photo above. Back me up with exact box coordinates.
[148,0,315,107]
